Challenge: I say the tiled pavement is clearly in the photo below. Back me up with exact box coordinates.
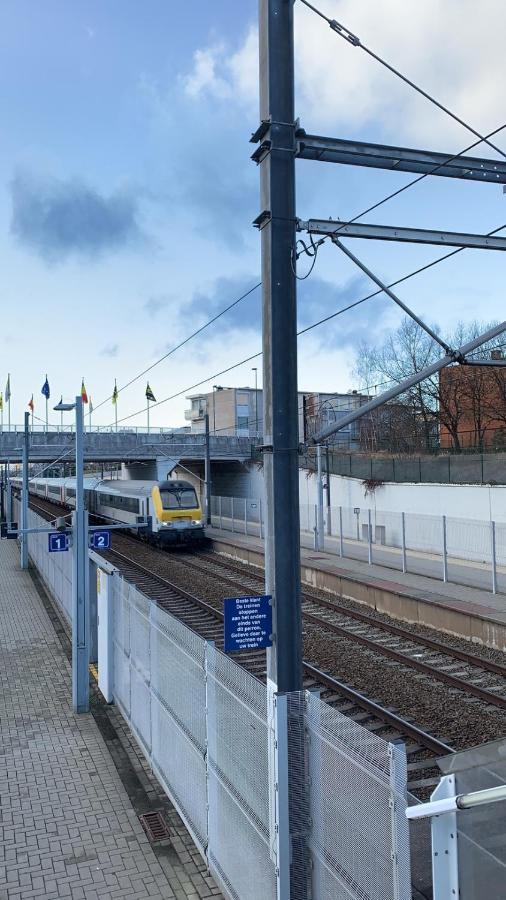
[0,541,222,900]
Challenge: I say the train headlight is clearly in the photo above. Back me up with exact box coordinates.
[192,519,202,525]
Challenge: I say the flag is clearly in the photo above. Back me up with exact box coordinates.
[28,395,34,413]
[81,379,88,404]
[112,380,118,405]
[41,375,50,399]
[0,393,3,411]
[145,382,156,403]
[5,375,10,403]
[89,396,93,414]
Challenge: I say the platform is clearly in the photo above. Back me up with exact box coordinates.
[0,540,221,900]
[207,526,506,651]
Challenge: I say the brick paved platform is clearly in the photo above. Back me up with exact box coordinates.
[0,540,221,900]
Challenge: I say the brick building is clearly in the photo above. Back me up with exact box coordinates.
[439,352,506,449]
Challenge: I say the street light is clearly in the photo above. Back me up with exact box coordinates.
[54,396,89,713]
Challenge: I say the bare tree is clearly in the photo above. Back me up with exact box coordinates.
[353,317,502,453]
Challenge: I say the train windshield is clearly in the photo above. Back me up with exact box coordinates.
[160,487,198,510]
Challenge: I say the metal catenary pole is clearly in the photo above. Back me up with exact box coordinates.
[72,395,90,713]
[258,0,302,695]
[21,412,29,570]
[204,413,211,525]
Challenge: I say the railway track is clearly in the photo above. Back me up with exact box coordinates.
[158,547,506,713]
[99,545,452,794]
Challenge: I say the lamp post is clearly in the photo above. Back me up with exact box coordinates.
[54,396,89,713]
[252,367,258,438]
[212,385,218,436]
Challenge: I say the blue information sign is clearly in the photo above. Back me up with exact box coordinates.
[48,532,69,552]
[89,530,111,550]
[223,595,273,653]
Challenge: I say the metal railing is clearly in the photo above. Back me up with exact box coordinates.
[211,495,506,595]
[406,742,506,900]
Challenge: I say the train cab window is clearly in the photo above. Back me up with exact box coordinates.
[160,488,198,510]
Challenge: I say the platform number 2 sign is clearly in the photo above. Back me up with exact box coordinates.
[90,530,111,550]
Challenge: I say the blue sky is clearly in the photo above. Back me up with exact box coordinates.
[1,0,505,428]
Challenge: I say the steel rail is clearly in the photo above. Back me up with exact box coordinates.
[178,549,506,687]
[302,662,454,757]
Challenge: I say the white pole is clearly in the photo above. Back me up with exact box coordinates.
[401,512,407,573]
[491,521,498,594]
[316,443,324,551]
[147,399,150,434]
[442,515,448,582]
[45,396,48,432]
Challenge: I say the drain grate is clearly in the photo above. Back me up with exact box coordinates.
[139,811,171,843]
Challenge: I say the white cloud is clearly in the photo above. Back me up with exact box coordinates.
[182,1,506,151]
[183,45,232,100]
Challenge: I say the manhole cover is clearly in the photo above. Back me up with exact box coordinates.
[139,811,171,843]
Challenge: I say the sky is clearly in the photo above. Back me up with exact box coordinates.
[1,0,506,430]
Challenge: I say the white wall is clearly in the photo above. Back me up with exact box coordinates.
[298,471,506,524]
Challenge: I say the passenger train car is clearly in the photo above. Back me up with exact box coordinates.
[11,476,206,546]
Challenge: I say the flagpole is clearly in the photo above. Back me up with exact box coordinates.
[89,398,92,433]
[115,403,118,433]
[147,399,150,434]
[45,397,48,432]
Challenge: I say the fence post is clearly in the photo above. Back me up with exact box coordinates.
[389,742,411,898]
[204,641,215,861]
[491,521,497,594]
[231,498,235,533]
[339,506,344,558]
[273,693,290,900]
[313,505,318,550]
[244,499,248,535]
[401,512,407,574]
[259,498,263,540]
[219,495,222,530]
[442,515,448,583]
[430,775,459,900]
[367,508,373,565]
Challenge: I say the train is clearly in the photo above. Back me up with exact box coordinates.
[11,475,206,546]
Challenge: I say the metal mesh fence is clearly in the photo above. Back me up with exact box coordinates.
[206,644,276,900]
[17,502,73,621]
[21,518,413,900]
[290,691,411,900]
[212,493,505,593]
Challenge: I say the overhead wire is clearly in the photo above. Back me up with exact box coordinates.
[298,0,506,161]
[104,219,506,429]
[91,281,262,413]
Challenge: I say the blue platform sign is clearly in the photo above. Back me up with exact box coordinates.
[89,530,111,550]
[224,595,273,653]
[48,532,69,552]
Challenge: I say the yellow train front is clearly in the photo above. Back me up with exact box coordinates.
[149,479,206,546]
